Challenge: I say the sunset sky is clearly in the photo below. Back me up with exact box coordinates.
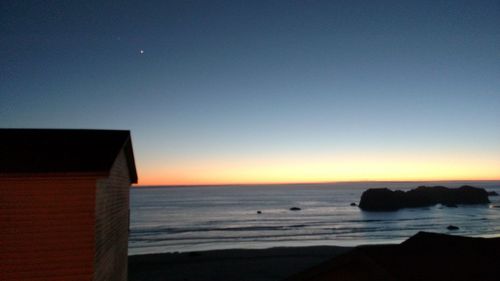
[1,1,499,185]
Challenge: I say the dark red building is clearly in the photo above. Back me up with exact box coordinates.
[0,129,138,281]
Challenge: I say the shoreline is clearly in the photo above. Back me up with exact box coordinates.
[129,232,500,281]
[129,245,355,281]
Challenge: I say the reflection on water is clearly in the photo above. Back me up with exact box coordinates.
[129,182,500,254]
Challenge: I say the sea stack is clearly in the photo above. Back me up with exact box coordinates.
[359,186,490,211]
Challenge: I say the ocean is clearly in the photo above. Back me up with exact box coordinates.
[128,181,500,255]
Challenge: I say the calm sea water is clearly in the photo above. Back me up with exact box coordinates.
[129,181,500,255]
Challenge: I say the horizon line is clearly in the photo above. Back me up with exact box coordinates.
[133,179,500,188]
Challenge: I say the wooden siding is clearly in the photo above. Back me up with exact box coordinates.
[0,177,97,281]
[94,150,131,281]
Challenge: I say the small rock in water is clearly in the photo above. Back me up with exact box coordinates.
[447,225,459,230]
[257,210,262,214]
[290,207,301,211]
[350,202,357,206]
[487,191,498,196]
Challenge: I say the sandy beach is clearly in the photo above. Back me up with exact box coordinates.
[129,232,500,281]
[128,246,353,281]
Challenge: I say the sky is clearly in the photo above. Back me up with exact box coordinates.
[1,0,499,185]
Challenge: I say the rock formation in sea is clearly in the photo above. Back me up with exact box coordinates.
[358,185,490,211]
[487,191,498,196]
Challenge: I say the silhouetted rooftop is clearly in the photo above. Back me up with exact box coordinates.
[0,129,137,183]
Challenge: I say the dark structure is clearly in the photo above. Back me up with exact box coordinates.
[286,232,500,281]
[0,129,138,281]
[487,191,498,196]
[358,185,490,211]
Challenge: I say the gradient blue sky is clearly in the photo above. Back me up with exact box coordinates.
[1,1,499,184]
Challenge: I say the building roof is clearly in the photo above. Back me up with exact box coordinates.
[0,129,138,183]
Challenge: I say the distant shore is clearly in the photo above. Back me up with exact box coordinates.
[128,245,353,281]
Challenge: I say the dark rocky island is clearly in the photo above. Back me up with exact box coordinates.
[487,191,498,196]
[359,185,490,211]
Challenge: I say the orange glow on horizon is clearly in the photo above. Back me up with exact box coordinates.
[135,151,500,186]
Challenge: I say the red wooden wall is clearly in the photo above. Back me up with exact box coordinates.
[94,150,131,281]
[0,176,97,281]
